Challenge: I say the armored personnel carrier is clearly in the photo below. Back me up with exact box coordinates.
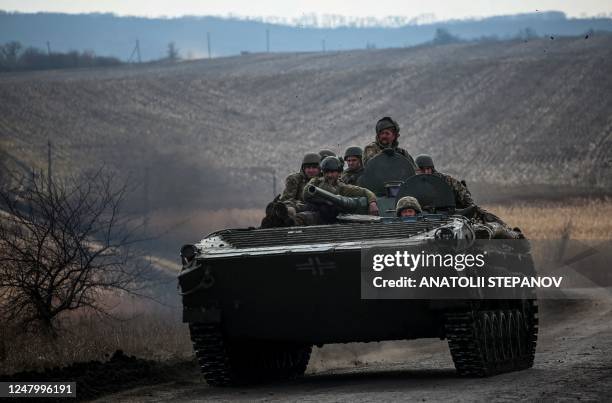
[178,151,538,386]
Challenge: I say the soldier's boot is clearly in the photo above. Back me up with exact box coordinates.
[261,200,296,228]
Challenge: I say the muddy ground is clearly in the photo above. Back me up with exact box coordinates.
[93,297,612,402]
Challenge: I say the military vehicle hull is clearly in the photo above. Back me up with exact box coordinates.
[179,216,538,385]
[181,250,450,344]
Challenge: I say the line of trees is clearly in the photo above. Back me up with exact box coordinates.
[430,27,603,46]
[0,41,122,72]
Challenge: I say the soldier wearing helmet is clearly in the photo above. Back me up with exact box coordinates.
[319,149,336,160]
[414,154,522,238]
[363,117,417,168]
[319,148,344,174]
[296,156,379,224]
[395,196,422,217]
[279,152,321,211]
[415,154,474,209]
[341,146,364,185]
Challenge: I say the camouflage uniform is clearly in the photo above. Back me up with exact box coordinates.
[363,140,417,168]
[432,171,474,209]
[340,166,364,185]
[279,153,320,211]
[279,172,309,211]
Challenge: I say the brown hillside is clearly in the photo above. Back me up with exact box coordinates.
[1,36,611,209]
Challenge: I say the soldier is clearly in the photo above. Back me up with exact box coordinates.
[363,116,417,167]
[415,154,474,209]
[279,152,321,211]
[396,196,422,217]
[296,157,379,225]
[319,149,336,160]
[340,146,364,185]
[414,155,523,238]
[319,148,344,174]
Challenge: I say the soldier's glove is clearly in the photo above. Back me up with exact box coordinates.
[368,201,379,216]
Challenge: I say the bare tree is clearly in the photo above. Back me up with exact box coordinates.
[0,169,149,335]
[432,28,461,45]
[167,42,180,61]
[0,41,22,70]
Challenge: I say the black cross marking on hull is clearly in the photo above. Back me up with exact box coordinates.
[295,257,336,276]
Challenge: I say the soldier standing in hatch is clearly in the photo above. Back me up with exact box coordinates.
[414,154,523,238]
[415,154,474,209]
[340,146,365,185]
[295,156,379,225]
[363,116,417,168]
[279,152,321,212]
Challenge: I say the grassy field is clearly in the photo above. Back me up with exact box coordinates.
[483,197,612,240]
[2,36,611,211]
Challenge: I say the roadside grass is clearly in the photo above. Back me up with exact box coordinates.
[0,296,192,375]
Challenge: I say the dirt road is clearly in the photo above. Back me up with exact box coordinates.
[99,298,612,402]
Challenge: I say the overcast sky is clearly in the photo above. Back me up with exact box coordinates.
[1,0,611,22]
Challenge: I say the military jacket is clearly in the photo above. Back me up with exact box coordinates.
[363,140,417,168]
[303,177,377,204]
[340,167,364,185]
[433,171,474,209]
[280,172,308,209]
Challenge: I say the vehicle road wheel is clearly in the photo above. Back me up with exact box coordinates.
[189,322,312,386]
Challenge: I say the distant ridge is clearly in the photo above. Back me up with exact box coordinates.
[1,11,611,60]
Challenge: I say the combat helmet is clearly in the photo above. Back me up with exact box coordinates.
[301,152,321,173]
[415,154,435,169]
[344,146,363,160]
[320,156,343,173]
[375,117,400,135]
[319,149,336,160]
[396,196,422,216]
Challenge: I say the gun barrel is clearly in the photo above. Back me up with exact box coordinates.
[305,185,368,214]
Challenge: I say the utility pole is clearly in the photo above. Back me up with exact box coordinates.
[143,166,150,233]
[128,39,141,63]
[47,140,52,192]
[266,28,270,53]
[136,39,141,63]
[207,32,211,59]
[272,171,277,197]
[46,41,51,55]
